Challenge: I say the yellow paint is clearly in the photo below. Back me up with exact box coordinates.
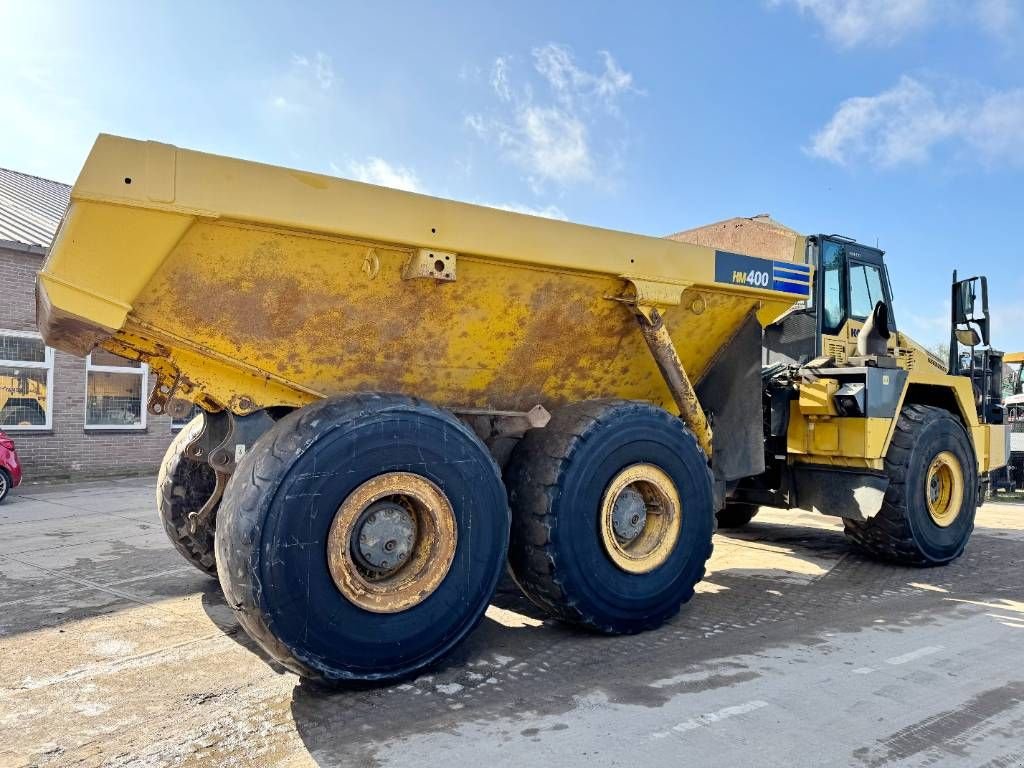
[36,135,1003,484]
[787,362,1004,474]
[0,375,48,422]
[925,451,963,527]
[797,379,839,416]
[598,463,681,574]
[38,135,809,419]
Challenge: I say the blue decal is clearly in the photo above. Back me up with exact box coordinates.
[715,250,811,296]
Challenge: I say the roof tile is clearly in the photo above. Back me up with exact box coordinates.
[0,167,71,249]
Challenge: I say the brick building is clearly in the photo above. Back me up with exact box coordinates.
[1,167,183,480]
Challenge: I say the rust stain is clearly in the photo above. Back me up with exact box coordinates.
[125,218,763,415]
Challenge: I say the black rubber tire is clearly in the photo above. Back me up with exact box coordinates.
[215,393,510,685]
[843,404,977,566]
[716,503,758,529]
[156,414,219,576]
[505,399,714,634]
[0,468,10,504]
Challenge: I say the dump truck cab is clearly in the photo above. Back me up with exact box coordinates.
[765,234,942,371]
[728,233,1008,530]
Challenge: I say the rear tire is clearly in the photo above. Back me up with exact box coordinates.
[215,393,510,684]
[505,399,714,634]
[157,415,219,576]
[843,405,977,566]
[716,503,758,529]
[0,468,10,504]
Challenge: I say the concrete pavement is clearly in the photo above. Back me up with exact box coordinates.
[1,477,1022,767]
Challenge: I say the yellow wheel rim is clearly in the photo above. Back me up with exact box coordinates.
[327,472,457,613]
[925,451,964,528]
[599,464,681,574]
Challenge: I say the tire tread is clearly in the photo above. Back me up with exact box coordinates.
[506,399,714,634]
[842,404,976,566]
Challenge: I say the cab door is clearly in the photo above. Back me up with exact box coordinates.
[815,237,896,363]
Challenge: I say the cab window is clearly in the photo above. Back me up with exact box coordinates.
[821,241,845,334]
[849,262,885,320]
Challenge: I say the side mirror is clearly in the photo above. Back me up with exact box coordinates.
[954,281,976,324]
[955,327,981,347]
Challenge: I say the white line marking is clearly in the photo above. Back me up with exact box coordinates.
[652,700,770,738]
[885,645,944,666]
[852,667,875,675]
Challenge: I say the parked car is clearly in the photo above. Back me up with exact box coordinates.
[0,430,22,503]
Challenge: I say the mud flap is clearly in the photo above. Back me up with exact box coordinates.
[793,466,889,521]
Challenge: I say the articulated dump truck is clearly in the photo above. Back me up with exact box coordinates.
[37,136,1008,684]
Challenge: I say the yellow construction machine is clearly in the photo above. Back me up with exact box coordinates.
[993,351,1024,493]
[37,136,1008,683]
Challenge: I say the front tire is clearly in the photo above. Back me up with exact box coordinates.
[843,405,977,566]
[0,468,10,504]
[215,394,510,684]
[505,400,714,634]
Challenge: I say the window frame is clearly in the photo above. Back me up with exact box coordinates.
[0,329,54,431]
[84,352,149,431]
[819,240,847,336]
[848,260,886,321]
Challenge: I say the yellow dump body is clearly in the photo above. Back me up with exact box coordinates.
[38,135,808,417]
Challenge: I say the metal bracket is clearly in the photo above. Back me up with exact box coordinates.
[147,372,181,416]
[208,410,276,474]
[631,306,714,459]
[403,249,456,281]
[185,409,277,533]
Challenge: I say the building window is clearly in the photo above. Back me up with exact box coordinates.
[85,350,148,430]
[0,330,54,430]
[171,403,202,431]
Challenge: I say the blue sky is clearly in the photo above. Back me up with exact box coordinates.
[2,1,1022,351]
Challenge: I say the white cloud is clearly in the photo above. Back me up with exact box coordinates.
[464,113,487,136]
[292,52,335,89]
[974,0,1022,37]
[966,89,1024,161]
[333,158,569,219]
[533,44,636,109]
[772,0,1022,47]
[491,56,512,102]
[347,157,423,192]
[478,201,568,220]
[467,44,637,189]
[267,51,336,115]
[773,0,931,47]
[808,76,957,166]
[270,95,301,113]
[808,76,1024,168]
[511,106,593,187]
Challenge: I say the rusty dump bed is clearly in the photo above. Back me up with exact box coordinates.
[38,135,810,417]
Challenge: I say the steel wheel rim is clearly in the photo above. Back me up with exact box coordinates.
[0,473,6,497]
[599,464,681,574]
[926,451,963,528]
[327,472,457,613]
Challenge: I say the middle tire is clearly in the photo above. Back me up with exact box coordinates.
[506,399,714,634]
[215,393,510,684]
[716,503,759,529]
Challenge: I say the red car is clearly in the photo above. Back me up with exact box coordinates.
[0,430,22,503]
